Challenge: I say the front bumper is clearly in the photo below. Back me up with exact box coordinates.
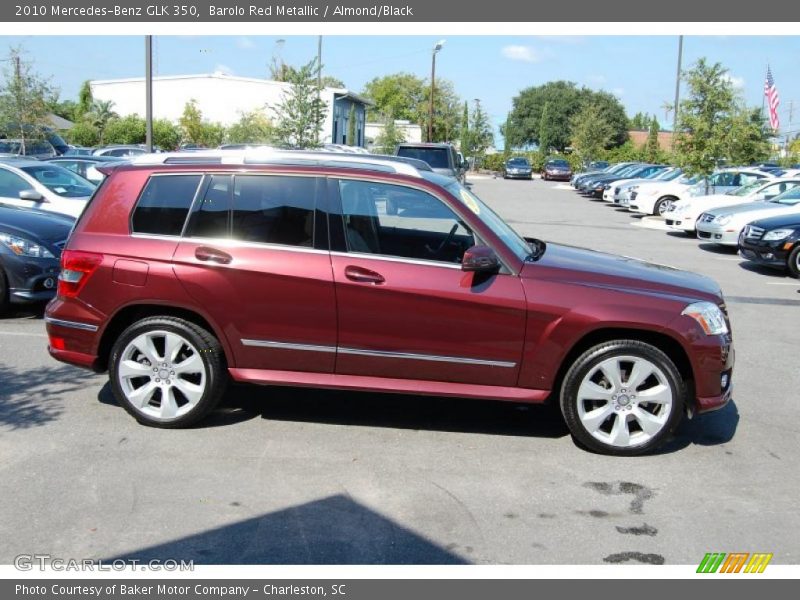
[665,214,697,232]
[696,224,740,246]
[1,255,60,305]
[629,193,656,214]
[738,237,796,269]
[544,171,571,181]
[506,170,533,179]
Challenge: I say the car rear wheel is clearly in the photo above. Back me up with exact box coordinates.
[109,316,228,428]
[0,267,8,314]
[560,340,686,456]
[788,245,800,278]
[654,197,674,216]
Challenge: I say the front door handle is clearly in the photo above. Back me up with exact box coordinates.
[344,265,385,284]
[195,246,232,265]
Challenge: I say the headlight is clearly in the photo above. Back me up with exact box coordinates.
[682,301,728,335]
[762,228,795,241]
[714,215,732,226]
[629,185,639,192]
[0,232,55,258]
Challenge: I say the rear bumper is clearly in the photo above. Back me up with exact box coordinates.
[44,299,104,371]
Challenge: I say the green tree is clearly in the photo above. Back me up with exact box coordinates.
[49,97,79,123]
[152,119,181,150]
[77,80,93,118]
[225,109,275,144]
[271,58,327,149]
[469,100,494,158]
[66,121,100,147]
[179,99,205,144]
[103,114,146,145]
[644,116,661,162]
[346,103,356,146]
[0,47,57,149]
[674,58,759,185]
[362,73,427,123]
[725,105,771,166]
[629,112,650,130]
[88,100,117,143]
[460,101,470,154]
[320,75,345,88]
[374,113,406,154]
[507,81,628,151]
[570,103,614,163]
[538,101,556,154]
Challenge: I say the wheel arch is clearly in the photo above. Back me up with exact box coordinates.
[95,303,233,372]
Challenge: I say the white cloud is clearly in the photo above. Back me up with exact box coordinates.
[612,87,625,97]
[237,36,256,50]
[501,45,552,63]
[723,73,745,89]
[214,64,234,75]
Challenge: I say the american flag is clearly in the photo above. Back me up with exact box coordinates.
[764,66,780,132]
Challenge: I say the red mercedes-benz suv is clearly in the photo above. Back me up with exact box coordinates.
[44,151,733,455]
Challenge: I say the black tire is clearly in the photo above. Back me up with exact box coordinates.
[788,245,800,278]
[560,340,686,456]
[109,316,228,428]
[653,197,673,216]
[0,267,8,315]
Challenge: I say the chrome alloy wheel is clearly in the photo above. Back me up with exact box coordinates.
[576,355,673,448]
[117,330,207,421]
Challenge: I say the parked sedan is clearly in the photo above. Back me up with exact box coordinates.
[503,157,533,179]
[665,178,800,234]
[584,164,665,198]
[93,145,148,158]
[696,187,800,246]
[0,159,95,218]
[43,155,128,184]
[0,204,72,313]
[541,158,572,181]
[572,162,640,189]
[0,138,57,159]
[738,213,800,277]
[602,166,677,202]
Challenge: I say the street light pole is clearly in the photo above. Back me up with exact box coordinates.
[428,40,445,143]
[145,35,153,153]
[672,35,683,148]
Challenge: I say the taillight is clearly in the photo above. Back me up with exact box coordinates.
[58,250,103,298]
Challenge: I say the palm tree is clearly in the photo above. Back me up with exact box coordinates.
[89,100,117,143]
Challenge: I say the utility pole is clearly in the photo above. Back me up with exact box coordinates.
[317,35,322,146]
[672,35,683,150]
[428,40,445,143]
[145,35,153,153]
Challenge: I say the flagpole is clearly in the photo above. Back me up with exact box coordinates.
[761,63,766,127]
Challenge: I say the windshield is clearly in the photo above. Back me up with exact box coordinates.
[644,169,667,179]
[547,159,569,167]
[727,180,765,197]
[771,187,800,205]
[0,141,22,153]
[446,181,531,261]
[656,169,682,181]
[508,158,530,166]
[21,165,96,198]
[396,147,450,169]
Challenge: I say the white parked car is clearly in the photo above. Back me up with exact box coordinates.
[611,167,684,204]
[626,175,701,214]
[665,178,800,234]
[696,187,800,246]
[0,159,95,219]
[629,169,773,216]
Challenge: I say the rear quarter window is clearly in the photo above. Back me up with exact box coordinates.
[131,174,202,236]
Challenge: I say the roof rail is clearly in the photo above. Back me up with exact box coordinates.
[129,149,422,177]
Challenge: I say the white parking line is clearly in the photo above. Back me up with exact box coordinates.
[765,281,800,286]
[709,257,742,261]
[552,184,573,190]
[0,331,47,338]
[631,217,671,231]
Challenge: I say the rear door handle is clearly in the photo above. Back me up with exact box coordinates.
[195,246,232,265]
[344,265,385,284]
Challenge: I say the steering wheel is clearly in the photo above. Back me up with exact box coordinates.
[426,224,459,257]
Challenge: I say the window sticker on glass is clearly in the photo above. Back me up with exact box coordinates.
[458,188,481,215]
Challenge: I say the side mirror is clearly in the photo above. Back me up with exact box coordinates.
[19,189,45,201]
[462,245,500,273]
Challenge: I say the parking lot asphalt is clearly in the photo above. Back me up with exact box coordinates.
[1,176,798,566]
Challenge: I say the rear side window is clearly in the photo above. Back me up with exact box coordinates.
[185,175,232,239]
[132,175,202,236]
[231,175,316,247]
[396,147,450,169]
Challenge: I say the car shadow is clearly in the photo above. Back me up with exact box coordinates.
[104,494,469,564]
[697,243,739,254]
[737,260,788,278]
[98,381,570,439]
[0,302,47,320]
[665,231,696,239]
[662,400,740,452]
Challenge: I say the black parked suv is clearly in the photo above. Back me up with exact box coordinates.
[395,143,466,183]
[738,213,800,278]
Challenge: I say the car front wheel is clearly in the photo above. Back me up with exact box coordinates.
[788,245,800,278]
[654,197,673,216]
[109,316,228,428]
[560,340,686,456]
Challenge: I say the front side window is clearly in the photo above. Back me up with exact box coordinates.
[231,175,316,247]
[396,147,450,169]
[339,180,474,264]
[0,168,32,198]
[131,175,202,236]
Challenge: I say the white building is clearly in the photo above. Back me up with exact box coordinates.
[90,72,372,146]
[364,119,423,149]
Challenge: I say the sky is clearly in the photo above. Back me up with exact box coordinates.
[2,35,800,142]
